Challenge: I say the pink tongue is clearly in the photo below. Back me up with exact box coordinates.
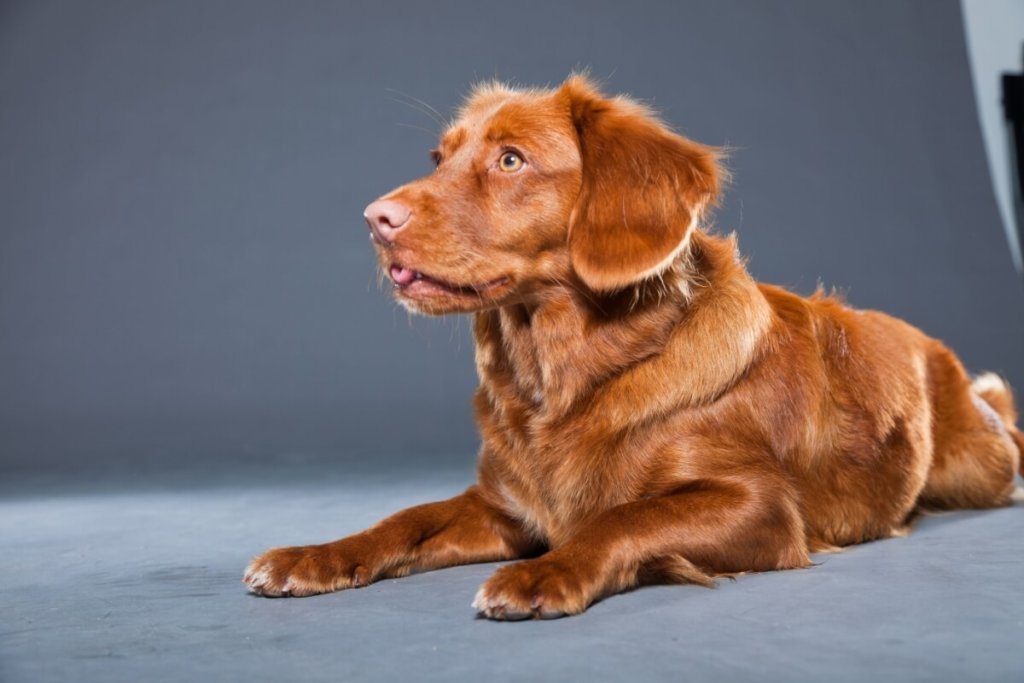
[390,265,417,285]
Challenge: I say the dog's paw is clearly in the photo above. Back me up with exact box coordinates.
[472,559,590,620]
[243,542,371,597]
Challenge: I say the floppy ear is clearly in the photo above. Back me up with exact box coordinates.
[560,76,723,292]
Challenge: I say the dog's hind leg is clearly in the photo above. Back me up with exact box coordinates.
[918,345,1021,510]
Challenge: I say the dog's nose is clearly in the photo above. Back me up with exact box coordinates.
[364,199,411,244]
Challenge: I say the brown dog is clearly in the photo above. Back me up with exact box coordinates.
[244,75,1024,619]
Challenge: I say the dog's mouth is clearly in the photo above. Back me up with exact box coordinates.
[389,263,510,299]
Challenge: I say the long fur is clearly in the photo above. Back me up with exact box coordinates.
[245,76,1023,619]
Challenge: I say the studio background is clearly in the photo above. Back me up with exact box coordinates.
[3,2,1024,683]
[3,0,1022,484]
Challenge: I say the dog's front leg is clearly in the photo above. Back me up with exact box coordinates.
[473,478,811,619]
[245,486,537,597]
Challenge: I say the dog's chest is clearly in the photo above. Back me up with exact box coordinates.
[472,306,676,543]
[479,391,651,545]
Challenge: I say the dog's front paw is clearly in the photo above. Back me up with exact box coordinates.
[472,558,591,620]
[244,540,372,597]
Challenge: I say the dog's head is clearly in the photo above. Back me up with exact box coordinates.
[364,75,723,315]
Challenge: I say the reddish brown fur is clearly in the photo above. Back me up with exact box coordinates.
[245,76,1023,619]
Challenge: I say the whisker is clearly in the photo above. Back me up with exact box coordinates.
[400,92,448,127]
[387,97,444,131]
[396,122,437,136]
[386,89,447,128]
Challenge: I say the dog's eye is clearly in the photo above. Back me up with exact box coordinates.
[498,151,524,173]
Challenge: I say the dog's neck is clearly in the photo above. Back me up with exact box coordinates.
[473,231,773,421]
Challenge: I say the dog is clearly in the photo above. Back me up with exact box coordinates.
[244,75,1024,619]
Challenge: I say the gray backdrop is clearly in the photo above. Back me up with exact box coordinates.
[2,0,1023,480]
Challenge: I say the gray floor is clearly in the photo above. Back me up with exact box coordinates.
[2,461,1023,683]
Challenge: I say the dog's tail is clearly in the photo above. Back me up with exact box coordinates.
[971,372,1024,474]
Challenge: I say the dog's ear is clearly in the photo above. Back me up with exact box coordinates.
[560,75,723,292]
